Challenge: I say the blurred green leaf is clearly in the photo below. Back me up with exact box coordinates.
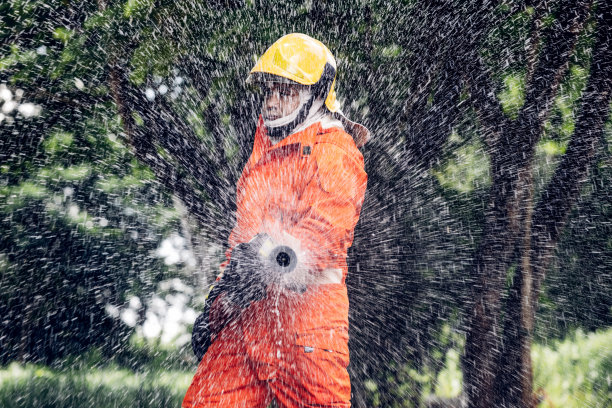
[44,130,74,153]
[123,0,154,18]
[498,73,525,119]
[53,27,73,44]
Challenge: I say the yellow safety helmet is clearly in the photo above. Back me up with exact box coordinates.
[247,33,339,113]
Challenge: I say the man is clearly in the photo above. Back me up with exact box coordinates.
[183,33,369,408]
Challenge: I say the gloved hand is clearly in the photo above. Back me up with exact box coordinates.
[222,242,267,309]
[191,241,268,360]
[191,295,214,361]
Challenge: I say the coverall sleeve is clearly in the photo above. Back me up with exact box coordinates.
[288,142,367,272]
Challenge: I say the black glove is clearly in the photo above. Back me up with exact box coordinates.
[222,242,267,309]
[191,242,267,360]
[191,282,223,361]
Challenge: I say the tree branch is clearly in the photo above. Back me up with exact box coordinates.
[466,56,509,150]
[531,0,612,292]
[463,4,593,406]
[524,1,550,87]
[514,0,592,150]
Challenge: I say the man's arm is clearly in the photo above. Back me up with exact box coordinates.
[288,141,368,273]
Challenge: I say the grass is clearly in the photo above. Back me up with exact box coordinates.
[1,328,610,407]
[0,362,192,408]
[0,361,193,408]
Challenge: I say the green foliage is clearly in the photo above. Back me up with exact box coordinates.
[0,1,180,363]
[434,348,462,398]
[433,133,490,194]
[1,2,610,406]
[498,73,526,119]
[0,362,190,408]
[532,328,612,407]
[123,0,155,19]
[357,327,611,407]
[432,328,612,407]
[1,328,607,407]
[43,130,74,153]
[52,27,73,44]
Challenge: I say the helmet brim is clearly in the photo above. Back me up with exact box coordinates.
[246,72,303,86]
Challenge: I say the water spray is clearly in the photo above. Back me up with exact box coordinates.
[191,233,299,360]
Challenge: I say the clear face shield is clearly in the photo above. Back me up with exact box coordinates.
[247,74,320,140]
[260,83,312,128]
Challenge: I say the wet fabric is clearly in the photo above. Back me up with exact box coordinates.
[182,294,351,408]
[183,118,367,407]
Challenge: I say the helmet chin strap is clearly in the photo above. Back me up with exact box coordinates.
[264,89,324,142]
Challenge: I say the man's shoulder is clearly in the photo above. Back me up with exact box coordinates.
[314,127,362,160]
[308,128,365,177]
[312,127,367,194]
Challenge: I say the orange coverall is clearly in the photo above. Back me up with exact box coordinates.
[183,117,367,407]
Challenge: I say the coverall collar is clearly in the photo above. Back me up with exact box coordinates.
[258,116,342,153]
[247,116,345,171]
[265,122,321,151]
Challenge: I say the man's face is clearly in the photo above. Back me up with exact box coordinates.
[262,83,303,121]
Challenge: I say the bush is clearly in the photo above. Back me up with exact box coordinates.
[431,327,612,408]
[532,328,612,408]
[0,361,191,408]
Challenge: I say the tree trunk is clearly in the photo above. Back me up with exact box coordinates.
[463,2,592,406]
[497,2,612,406]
